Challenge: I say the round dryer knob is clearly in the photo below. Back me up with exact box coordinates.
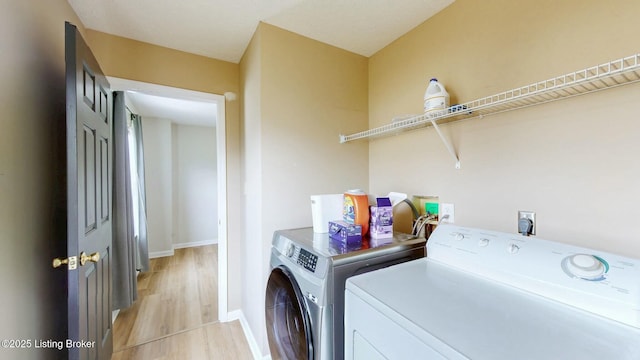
[286,244,295,258]
[454,233,465,241]
[566,254,605,280]
[507,243,520,254]
[478,238,490,247]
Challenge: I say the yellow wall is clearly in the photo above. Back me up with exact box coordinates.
[368,0,640,256]
[84,30,245,311]
[238,22,263,355]
[85,30,238,95]
[259,23,369,229]
[240,22,369,354]
[0,0,85,358]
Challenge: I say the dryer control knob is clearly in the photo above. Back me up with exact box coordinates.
[566,254,605,280]
[286,244,295,258]
[507,243,520,254]
[455,233,465,241]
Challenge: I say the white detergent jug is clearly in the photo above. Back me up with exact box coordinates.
[423,78,450,118]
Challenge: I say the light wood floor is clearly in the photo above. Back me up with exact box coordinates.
[111,245,253,359]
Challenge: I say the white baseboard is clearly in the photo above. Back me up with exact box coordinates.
[149,239,218,259]
[173,238,218,249]
[149,249,175,259]
[227,310,270,360]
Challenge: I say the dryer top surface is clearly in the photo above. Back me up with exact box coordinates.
[273,227,425,263]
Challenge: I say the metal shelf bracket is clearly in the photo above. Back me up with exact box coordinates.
[429,118,460,169]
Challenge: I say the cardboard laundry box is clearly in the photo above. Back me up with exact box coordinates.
[328,220,362,246]
[370,197,393,239]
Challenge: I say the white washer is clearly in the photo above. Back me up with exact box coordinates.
[345,224,640,360]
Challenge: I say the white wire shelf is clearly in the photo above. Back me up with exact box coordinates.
[340,53,640,144]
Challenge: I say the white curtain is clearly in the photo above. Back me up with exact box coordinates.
[129,113,149,272]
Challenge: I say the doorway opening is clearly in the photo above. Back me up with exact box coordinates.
[108,77,229,324]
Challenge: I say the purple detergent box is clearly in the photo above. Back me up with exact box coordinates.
[328,220,362,246]
[370,197,393,239]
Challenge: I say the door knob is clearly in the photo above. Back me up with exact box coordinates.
[80,252,100,266]
[52,256,78,270]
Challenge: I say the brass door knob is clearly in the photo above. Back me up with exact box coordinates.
[52,256,78,270]
[80,251,100,266]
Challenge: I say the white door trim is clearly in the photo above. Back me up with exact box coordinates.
[107,77,229,321]
[215,92,229,321]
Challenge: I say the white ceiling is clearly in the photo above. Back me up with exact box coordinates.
[126,91,218,127]
[67,0,454,63]
[74,0,454,127]
[109,77,221,127]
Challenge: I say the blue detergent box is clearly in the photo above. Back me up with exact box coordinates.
[328,220,362,246]
[370,197,393,239]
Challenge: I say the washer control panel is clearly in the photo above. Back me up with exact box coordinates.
[273,233,329,280]
[297,248,319,273]
[284,243,320,273]
[427,224,640,328]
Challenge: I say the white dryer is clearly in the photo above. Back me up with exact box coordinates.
[345,224,640,360]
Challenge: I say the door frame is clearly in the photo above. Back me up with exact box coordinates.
[108,77,229,320]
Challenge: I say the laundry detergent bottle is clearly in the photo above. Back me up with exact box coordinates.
[343,189,370,237]
[424,78,450,117]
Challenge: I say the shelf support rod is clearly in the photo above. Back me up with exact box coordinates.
[429,118,460,169]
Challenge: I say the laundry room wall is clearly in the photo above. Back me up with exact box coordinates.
[239,28,264,356]
[368,0,640,257]
[240,22,369,355]
[0,0,88,357]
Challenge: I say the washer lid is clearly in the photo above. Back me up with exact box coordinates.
[346,258,640,360]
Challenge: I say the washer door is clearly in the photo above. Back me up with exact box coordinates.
[265,266,314,360]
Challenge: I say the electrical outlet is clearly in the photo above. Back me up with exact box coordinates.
[518,211,536,235]
[440,203,455,223]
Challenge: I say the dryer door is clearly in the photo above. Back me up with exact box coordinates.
[266,266,314,360]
